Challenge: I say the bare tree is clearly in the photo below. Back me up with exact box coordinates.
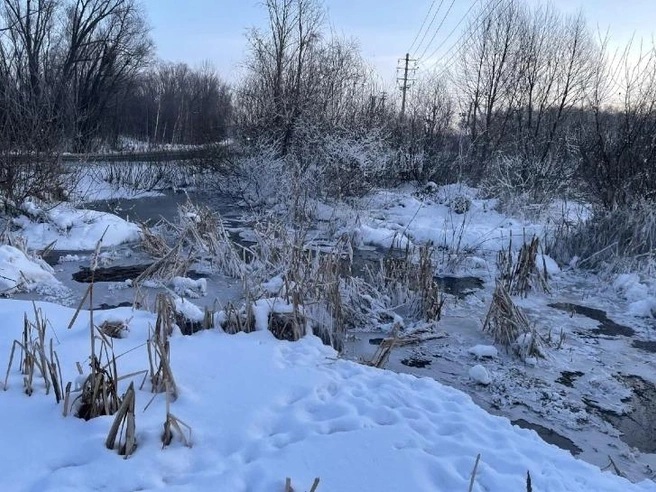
[577,39,656,208]
[60,0,153,151]
[117,61,232,146]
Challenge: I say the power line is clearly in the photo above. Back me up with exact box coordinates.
[417,0,457,60]
[413,0,445,56]
[423,0,510,76]
[421,0,480,63]
[408,0,436,54]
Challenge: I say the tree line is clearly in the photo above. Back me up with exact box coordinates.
[0,0,654,212]
[235,0,656,212]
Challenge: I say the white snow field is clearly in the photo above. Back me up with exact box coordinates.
[12,203,141,250]
[2,300,655,492]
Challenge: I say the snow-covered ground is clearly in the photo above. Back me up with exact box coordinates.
[2,179,656,489]
[330,183,656,483]
[13,202,141,251]
[1,299,654,492]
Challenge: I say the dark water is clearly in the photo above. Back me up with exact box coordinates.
[512,419,583,455]
[548,302,635,337]
[585,374,656,454]
[85,190,242,227]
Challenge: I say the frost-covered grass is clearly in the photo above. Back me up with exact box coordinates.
[1,299,654,492]
[547,201,656,273]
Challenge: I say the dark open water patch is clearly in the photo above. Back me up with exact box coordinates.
[548,302,635,337]
[435,276,484,298]
[400,357,431,368]
[512,419,583,455]
[632,340,656,353]
[72,265,205,283]
[586,374,656,453]
[556,371,584,388]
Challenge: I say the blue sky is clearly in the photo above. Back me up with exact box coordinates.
[143,0,656,85]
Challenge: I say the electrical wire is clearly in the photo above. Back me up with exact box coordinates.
[413,0,445,56]
[417,0,457,60]
[423,0,510,76]
[408,0,437,54]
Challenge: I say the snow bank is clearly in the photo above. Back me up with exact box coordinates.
[13,204,141,250]
[0,245,62,294]
[71,166,164,202]
[614,273,656,318]
[358,224,411,249]
[0,299,654,491]
[355,186,542,256]
[468,344,498,359]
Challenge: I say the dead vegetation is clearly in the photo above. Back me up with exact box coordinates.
[361,326,447,369]
[3,304,63,402]
[497,234,549,297]
[483,281,545,360]
[136,200,245,285]
[284,477,320,492]
[365,242,444,323]
[145,294,178,399]
[105,382,137,457]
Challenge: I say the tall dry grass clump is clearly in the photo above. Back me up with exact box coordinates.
[3,304,63,402]
[546,202,656,274]
[365,242,444,323]
[497,234,549,297]
[483,281,544,360]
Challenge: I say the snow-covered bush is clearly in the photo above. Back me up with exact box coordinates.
[547,201,656,273]
[480,155,576,215]
[229,125,393,216]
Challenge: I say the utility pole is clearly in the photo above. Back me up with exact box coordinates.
[397,53,417,117]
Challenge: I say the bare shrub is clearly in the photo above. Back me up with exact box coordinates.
[480,156,576,214]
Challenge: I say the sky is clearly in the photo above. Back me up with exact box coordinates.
[143,0,656,87]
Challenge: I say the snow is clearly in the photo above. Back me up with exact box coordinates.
[358,223,412,249]
[71,166,164,202]
[252,297,298,331]
[13,204,141,250]
[354,187,542,255]
[469,364,492,385]
[613,273,656,318]
[468,344,499,359]
[539,254,561,275]
[172,276,207,298]
[0,299,654,492]
[0,245,62,294]
[174,297,205,322]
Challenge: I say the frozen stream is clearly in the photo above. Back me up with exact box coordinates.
[17,190,656,484]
